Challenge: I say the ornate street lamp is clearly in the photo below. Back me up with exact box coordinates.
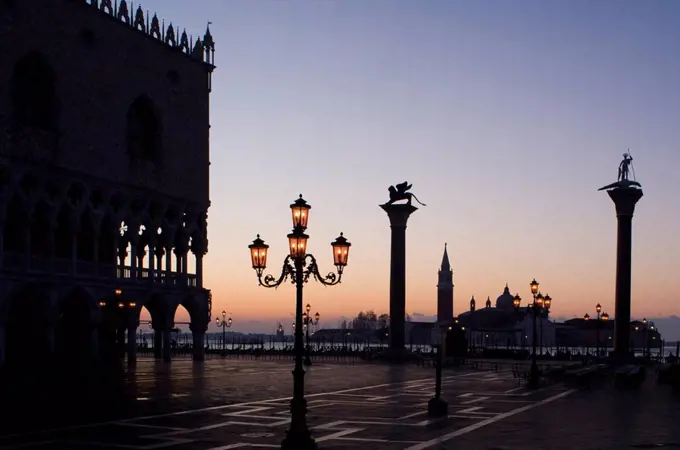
[302,306,320,366]
[216,310,232,354]
[248,195,350,450]
[98,288,136,360]
[514,279,553,389]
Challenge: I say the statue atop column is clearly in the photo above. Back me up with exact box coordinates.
[382,181,427,207]
[598,152,642,191]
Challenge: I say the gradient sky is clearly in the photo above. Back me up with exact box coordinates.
[132,0,680,332]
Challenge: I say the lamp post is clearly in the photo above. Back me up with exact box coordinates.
[248,194,351,450]
[427,322,448,417]
[513,278,552,389]
[642,318,648,358]
[303,306,320,366]
[216,311,232,355]
[98,288,137,361]
[583,304,610,358]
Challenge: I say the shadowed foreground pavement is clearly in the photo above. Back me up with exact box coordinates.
[0,359,678,449]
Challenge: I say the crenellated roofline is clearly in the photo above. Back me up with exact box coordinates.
[79,0,215,70]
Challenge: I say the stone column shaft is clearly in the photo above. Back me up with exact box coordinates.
[127,327,137,365]
[148,244,155,282]
[380,203,418,353]
[192,330,205,361]
[162,331,172,362]
[153,329,163,359]
[196,255,203,288]
[607,187,643,359]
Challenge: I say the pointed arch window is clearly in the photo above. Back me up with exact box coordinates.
[10,52,59,132]
[126,95,162,164]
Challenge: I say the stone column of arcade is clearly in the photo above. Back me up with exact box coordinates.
[162,330,172,362]
[191,326,206,361]
[153,329,163,359]
[380,182,424,359]
[599,153,643,361]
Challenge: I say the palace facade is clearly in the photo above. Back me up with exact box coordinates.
[0,0,216,370]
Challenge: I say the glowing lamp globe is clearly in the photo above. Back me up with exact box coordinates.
[584,313,590,321]
[513,294,521,309]
[543,294,552,310]
[602,312,609,321]
[290,195,311,230]
[287,228,309,259]
[314,312,320,322]
[596,303,602,314]
[530,279,539,295]
[331,233,351,267]
[248,235,269,274]
[536,292,544,307]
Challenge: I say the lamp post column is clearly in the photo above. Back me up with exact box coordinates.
[596,312,601,358]
[607,187,643,360]
[282,257,313,448]
[380,203,418,355]
[530,305,538,388]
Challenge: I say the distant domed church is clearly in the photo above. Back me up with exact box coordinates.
[458,284,555,351]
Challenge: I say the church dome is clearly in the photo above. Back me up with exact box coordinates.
[496,284,515,311]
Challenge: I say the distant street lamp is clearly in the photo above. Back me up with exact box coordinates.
[427,322,448,417]
[642,318,648,358]
[302,305,320,366]
[513,278,552,389]
[99,288,137,359]
[585,304,609,358]
[216,310,232,354]
[248,194,351,450]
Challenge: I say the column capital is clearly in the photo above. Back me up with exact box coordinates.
[607,187,644,217]
[380,203,418,228]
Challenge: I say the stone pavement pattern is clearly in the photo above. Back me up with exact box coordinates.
[0,359,678,449]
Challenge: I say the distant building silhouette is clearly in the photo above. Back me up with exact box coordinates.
[436,243,454,323]
[457,284,556,350]
[0,0,216,373]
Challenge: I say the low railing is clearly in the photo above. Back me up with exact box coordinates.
[1,253,198,288]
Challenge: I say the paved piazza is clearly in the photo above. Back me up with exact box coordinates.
[1,359,678,449]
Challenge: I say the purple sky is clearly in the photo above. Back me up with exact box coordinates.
[131,0,680,333]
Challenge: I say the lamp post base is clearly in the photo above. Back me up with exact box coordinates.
[528,363,540,389]
[427,397,449,417]
[281,393,316,450]
[281,425,317,450]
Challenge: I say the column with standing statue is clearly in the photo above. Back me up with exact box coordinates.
[599,152,643,361]
[380,182,426,358]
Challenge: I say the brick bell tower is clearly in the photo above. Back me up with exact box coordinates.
[437,243,454,322]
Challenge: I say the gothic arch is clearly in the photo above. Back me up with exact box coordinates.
[141,293,172,330]
[172,294,208,331]
[126,95,162,164]
[77,208,97,262]
[10,51,59,132]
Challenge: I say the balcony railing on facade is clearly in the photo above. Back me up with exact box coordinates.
[1,252,198,288]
